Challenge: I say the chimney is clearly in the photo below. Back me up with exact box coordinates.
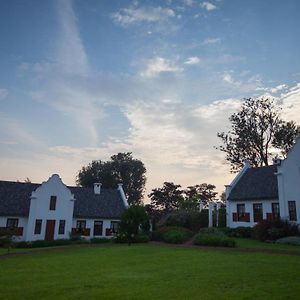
[94,183,102,195]
[117,183,129,208]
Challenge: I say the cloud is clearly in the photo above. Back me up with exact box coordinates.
[203,37,221,44]
[0,88,8,99]
[184,56,201,65]
[140,57,183,78]
[200,1,217,11]
[183,0,194,6]
[270,84,288,93]
[112,5,175,26]
[222,73,240,85]
[281,83,300,123]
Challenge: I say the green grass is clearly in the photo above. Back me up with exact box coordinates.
[236,238,300,252]
[1,244,300,300]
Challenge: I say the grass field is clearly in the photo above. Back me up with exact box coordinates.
[1,244,300,300]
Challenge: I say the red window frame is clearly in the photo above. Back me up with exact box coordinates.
[6,218,19,229]
[58,220,66,235]
[288,201,297,221]
[253,203,263,222]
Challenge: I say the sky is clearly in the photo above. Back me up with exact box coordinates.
[0,0,300,201]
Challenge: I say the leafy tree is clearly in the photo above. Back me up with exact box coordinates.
[148,182,184,213]
[118,206,150,245]
[184,184,217,207]
[77,152,146,205]
[217,97,299,172]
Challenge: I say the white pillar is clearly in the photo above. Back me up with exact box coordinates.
[208,202,213,227]
[216,202,221,227]
[199,201,203,212]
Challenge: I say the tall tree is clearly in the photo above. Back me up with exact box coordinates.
[217,97,299,172]
[148,182,184,212]
[76,153,146,205]
[184,184,217,206]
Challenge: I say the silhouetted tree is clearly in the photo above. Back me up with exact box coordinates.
[184,184,217,207]
[148,182,184,213]
[76,153,146,205]
[217,97,299,172]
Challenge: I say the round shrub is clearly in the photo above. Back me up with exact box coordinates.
[151,226,193,244]
[193,231,236,248]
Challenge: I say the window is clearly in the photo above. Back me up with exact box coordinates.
[49,196,57,210]
[272,203,280,220]
[253,203,263,222]
[76,220,86,230]
[110,221,119,234]
[6,218,18,229]
[34,219,42,234]
[58,220,66,235]
[288,201,297,221]
[93,221,103,236]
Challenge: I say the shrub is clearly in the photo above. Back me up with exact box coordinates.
[151,226,193,244]
[193,233,236,247]
[253,219,300,241]
[226,227,253,238]
[118,205,150,245]
[115,232,150,244]
[276,236,300,246]
[163,231,189,244]
[163,210,208,231]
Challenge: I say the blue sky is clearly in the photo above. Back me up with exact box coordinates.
[1,0,300,199]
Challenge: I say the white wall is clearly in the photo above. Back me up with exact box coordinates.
[0,216,28,241]
[26,174,75,241]
[277,138,300,222]
[227,199,278,228]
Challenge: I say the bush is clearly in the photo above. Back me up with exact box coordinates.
[193,232,236,247]
[276,236,300,246]
[163,210,208,231]
[225,227,253,238]
[151,226,193,244]
[253,219,300,241]
[115,232,150,244]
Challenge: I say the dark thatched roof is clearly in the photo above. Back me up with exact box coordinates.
[0,181,126,218]
[228,165,278,201]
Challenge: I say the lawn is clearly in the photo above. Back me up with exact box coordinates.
[1,244,300,300]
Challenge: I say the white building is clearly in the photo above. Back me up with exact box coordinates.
[0,174,128,241]
[226,138,300,228]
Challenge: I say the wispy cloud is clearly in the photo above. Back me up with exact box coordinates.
[112,5,176,26]
[184,56,201,65]
[203,37,221,45]
[200,1,217,11]
[140,57,183,78]
[0,88,8,99]
[183,0,194,6]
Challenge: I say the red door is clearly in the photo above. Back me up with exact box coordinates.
[45,220,55,241]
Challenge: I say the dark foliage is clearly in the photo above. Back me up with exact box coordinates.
[117,206,150,245]
[217,97,299,172]
[184,184,217,207]
[77,152,146,205]
[148,182,184,212]
[151,226,193,244]
[253,219,300,241]
[162,210,208,231]
[225,226,253,238]
[193,228,236,247]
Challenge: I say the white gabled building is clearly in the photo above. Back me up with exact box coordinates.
[226,138,300,228]
[0,174,128,241]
